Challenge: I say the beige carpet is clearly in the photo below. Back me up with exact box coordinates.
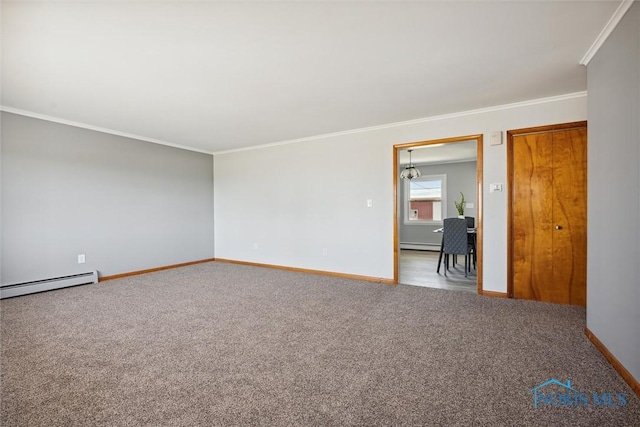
[1,262,638,426]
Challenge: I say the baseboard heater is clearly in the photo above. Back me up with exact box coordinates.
[0,270,98,299]
[400,242,441,251]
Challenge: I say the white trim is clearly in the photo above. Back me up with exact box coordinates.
[0,106,214,155]
[579,0,635,66]
[214,92,587,155]
[2,91,586,156]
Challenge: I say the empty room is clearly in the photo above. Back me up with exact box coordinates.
[1,1,639,426]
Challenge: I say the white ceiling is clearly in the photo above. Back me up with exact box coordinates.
[1,1,622,154]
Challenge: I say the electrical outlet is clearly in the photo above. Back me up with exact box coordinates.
[367,199,373,208]
[322,248,328,256]
[78,254,86,264]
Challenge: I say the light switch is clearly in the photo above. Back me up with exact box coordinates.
[367,199,373,208]
[490,183,503,193]
[465,202,474,209]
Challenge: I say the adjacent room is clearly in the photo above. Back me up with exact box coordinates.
[397,140,479,293]
[2,1,639,425]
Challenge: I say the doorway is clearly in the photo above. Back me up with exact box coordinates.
[393,134,484,293]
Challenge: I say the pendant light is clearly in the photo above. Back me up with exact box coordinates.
[400,149,421,180]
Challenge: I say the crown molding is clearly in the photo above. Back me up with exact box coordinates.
[214,92,587,155]
[0,106,214,155]
[2,91,587,157]
[580,0,635,66]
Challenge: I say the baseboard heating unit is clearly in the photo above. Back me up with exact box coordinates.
[400,242,441,251]
[0,270,98,299]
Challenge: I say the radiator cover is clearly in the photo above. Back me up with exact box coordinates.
[0,271,98,299]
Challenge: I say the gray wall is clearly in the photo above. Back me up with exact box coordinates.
[0,113,3,283]
[1,113,214,283]
[586,3,640,381]
[400,161,477,247]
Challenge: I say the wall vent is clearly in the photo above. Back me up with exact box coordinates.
[0,271,98,299]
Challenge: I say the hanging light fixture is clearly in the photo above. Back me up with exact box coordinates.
[400,149,421,180]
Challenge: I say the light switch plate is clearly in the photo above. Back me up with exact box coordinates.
[490,183,503,193]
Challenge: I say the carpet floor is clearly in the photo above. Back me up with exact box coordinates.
[1,262,638,426]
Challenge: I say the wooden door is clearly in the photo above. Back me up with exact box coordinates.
[508,122,587,306]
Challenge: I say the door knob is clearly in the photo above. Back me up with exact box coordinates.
[555,225,563,230]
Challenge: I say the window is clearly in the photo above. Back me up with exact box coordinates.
[404,174,446,224]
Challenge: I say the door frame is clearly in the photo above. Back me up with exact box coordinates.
[506,121,587,298]
[393,134,484,293]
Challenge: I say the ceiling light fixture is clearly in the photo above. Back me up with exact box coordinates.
[400,149,421,180]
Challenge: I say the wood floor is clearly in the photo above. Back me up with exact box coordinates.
[399,249,477,293]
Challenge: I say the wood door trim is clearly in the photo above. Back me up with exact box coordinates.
[475,136,484,294]
[506,121,587,137]
[393,134,483,294]
[506,121,587,299]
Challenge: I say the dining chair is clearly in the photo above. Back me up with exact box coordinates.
[451,216,476,270]
[465,216,475,228]
[465,216,477,270]
[440,217,473,277]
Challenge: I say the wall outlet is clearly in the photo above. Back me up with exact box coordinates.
[77,254,86,264]
[367,199,373,208]
[322,248,328,256]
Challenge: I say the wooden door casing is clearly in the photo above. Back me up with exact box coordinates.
[508,122,587,306]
